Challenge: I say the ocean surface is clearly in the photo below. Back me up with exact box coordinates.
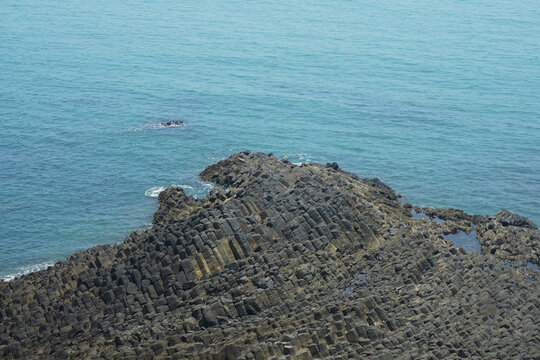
[1,0,539,280]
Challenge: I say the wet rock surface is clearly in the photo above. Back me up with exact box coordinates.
[0,151,538,359]
[160,120,184,127]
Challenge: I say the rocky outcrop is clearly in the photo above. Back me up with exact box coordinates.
[415,207,539,266]
[0,151,538,359]
[160,121,184,127]
[495,209,537,229]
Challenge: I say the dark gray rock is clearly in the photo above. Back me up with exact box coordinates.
[495,209,537,229]
[159,120,183,127]
[0,151,538,359]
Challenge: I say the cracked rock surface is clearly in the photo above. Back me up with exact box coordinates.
[0,151,538,359]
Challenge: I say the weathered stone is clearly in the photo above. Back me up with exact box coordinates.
[0,151,538,359]
[495,210,537,229]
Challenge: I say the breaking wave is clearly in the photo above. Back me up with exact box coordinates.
[144,186,166,198]
[1,261,55,282]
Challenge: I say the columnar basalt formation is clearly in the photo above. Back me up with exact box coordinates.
[0,151,538,359]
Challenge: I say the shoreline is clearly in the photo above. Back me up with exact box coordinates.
[2,159,537,284]
[0,151,538,359]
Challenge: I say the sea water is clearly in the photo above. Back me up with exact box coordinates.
[1,0,539,279]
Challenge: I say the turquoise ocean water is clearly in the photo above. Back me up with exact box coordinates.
[1,0,539,279]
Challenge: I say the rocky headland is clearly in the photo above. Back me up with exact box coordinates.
[0,151,538,359]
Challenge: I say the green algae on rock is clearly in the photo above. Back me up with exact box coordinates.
[0,151,538,359]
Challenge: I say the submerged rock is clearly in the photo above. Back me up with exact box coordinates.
[0,151,538,359]
[160,120,184,127]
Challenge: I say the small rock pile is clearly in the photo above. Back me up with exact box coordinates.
[0,151,538,359]
[160,121,184,127]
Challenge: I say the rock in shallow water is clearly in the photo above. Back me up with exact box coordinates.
[159,120,184,127]
[0,151,538,359]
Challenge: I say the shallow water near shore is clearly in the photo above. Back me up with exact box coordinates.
[1,0,539,279]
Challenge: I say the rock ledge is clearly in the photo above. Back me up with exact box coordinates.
[0,151,538,359]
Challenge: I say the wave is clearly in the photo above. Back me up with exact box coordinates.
[144,186,166,198]
[148,121,184,130]
[145,182,216,199]
[282,152,322,165]
[178,184,194,190]
[193,182,216,198]
[1,261,55,282]
[177,182,216,198]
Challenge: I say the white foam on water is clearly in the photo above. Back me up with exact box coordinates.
[145,182,216,199]
[200,182,215,190]
[178,184,194,190]
[283,152,316,165]
[139,223,153,230]
[145,186,166,198]
[1,261,55,282]
[148,121,185,130]
[188,182,216,199]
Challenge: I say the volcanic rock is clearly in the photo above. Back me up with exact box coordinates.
[0,151,538,359]
[160,120,184,127]
[495,209,537,230]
